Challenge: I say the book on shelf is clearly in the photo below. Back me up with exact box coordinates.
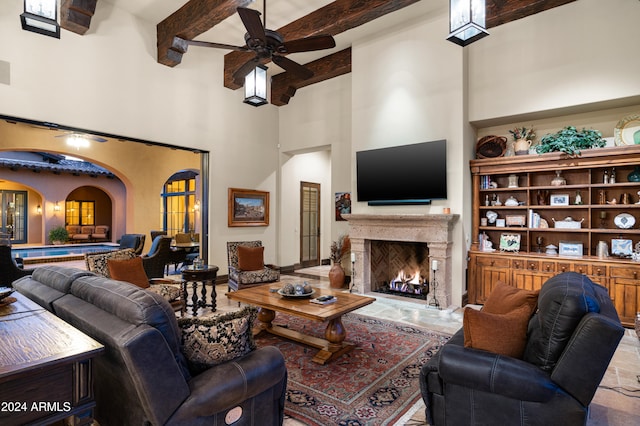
[528,209,541,228]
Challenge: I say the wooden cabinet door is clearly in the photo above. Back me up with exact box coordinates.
[611,278,639,327]
[511,259,554,292]
[469,254,510,304]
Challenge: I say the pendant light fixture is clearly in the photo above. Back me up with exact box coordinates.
[20,0,60,39]
[243,64,268,107]
[447,0,488,46]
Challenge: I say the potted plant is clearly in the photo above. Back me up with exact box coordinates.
[534,126,606,157]
[48,226,69,245]
[329,234,350,288]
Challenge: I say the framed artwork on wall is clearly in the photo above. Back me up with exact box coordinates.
[228,188,269,227]
[335,192,351,221]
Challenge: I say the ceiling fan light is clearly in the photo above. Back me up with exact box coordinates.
[243,64,268,107]
[447,0,488,46]
[20,0,60,39]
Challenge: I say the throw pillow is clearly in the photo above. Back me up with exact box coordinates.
[237,246,265,271]
[178,306,258,374]
[483,281,539,316]
[463,304,531,358]
[85,248,136,278]
[107,256,150,289]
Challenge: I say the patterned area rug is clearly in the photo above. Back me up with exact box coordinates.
[254,313,450,426]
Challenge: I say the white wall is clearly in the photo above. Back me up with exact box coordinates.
[468,0,640,122]
[278,74,352,265]
[279,150,332,267]
[0,1,280,273]
[351,5,469,306]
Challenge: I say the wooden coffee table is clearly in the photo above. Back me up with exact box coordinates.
[226,284,375,364]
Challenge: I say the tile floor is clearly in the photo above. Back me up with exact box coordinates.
[25,262,640,425]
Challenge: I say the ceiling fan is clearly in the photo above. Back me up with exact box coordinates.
[172,0,336,83]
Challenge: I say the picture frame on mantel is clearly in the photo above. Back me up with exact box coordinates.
[228,188,269,227]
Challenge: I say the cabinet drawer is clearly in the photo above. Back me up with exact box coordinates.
[610,266,640,279]
[541,261,556,273]
[572,263,591,275]
[476,256,510,268]
[590,265,607,277]
[557,263,571,273]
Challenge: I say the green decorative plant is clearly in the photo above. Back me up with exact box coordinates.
[48,226,69,244]
[535,126,606,156]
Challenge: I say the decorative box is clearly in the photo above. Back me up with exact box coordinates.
[552,217,584,229]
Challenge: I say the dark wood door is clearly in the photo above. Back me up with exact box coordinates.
[300,182,320,268]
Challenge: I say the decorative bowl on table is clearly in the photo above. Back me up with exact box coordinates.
[278,282,315,298]
[0,287,15,301]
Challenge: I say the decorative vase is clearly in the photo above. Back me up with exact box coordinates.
[514,139,531,155]
[551,170,566,186]
[628,166,640,182]
[504,140,516,157]
[329,262,346,289]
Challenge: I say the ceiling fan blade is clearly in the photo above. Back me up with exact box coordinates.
[177,37,249,52]
[272,55,313,80]
[237,7,265,45]
[232,57,262,84]
[280,35,336,54]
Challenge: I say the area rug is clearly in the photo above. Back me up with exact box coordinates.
[254,313,450,426]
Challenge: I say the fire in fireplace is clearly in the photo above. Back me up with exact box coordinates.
[370,241,431,300]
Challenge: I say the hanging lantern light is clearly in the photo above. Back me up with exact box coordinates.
[20,0,60,39]
[447,0,489,46]
[243,64,268,107]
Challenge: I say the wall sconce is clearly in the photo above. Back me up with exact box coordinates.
[447,0,489,46]
[20,0,60,39]
[54,201,61,212]
[67,134,90,149]
[243,64,268,107]
[193,200,201,211]
[36,204,42,214]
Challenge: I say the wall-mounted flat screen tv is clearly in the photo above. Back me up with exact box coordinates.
[356,139,447,205]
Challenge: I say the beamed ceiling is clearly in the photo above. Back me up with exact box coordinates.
[63,0,576,106]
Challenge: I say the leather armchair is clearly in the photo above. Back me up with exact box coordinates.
[420,272,624,426]
[0,245,32,287]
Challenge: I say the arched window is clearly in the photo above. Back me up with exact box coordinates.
[162,170,198,236]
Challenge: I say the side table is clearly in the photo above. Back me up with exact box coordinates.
[181,264,219,316]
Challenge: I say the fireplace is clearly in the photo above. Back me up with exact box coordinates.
[344,214,458,307]
[370,241,430,300]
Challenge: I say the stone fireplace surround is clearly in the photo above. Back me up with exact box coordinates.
[344,214,459,307]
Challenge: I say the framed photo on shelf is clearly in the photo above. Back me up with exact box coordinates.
[228,188,269,227]
[611,238,633,256]
[550,194,570,206]
[559,241,583,256]
[499,233,521,252]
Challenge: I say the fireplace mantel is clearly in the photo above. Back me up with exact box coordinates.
[343,213,459,306]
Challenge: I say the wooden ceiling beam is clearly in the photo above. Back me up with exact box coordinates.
[223,0,421,90]
[157,0,253,67]
[486,0,576,28]
[271,48,351,106]
[60,0,98,35]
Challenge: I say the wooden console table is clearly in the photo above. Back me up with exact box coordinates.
[0,292,104,426]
